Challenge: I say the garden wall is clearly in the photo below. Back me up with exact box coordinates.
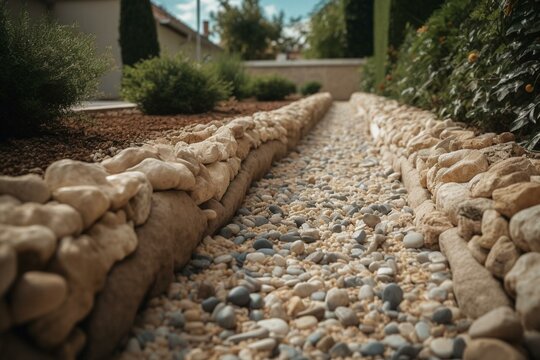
[350,92,540,357]
[0,93,333,359]
[245,59,365,101]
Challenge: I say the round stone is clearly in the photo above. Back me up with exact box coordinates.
[290,240,305,255]
[430,338,454,358]
[358,284,374,300]
[293,282,318,298]
[325,288,349,311]
[415,321,431,341]
[432,307,453,324]
[382,283,403,310]
[257,318,289,337]
[329,342,352,357]
[216,306,236,330]
[294,315,318,329]
[227,286,250,307]
[249,293,264,309]
[253,238,273,250]
[403,231,424,248]
[335,307,359,327]
[363,214,381,228]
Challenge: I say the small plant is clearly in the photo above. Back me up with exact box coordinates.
[0,7,109,137]
[251,75,296,101]
[207,54,251,99]
[121,55,230,115]
[300,81,323,96]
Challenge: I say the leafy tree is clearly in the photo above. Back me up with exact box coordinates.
[119,0,160,66]
[344,0,374,57]
[305,0,347,58]
[212,0,283,60]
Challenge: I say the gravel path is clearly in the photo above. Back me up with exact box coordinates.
[119,102,469,360]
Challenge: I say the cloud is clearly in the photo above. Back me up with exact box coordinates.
[264,4,278,17]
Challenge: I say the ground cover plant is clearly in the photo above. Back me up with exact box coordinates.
[300,81,322,96]
[251,75,296,101]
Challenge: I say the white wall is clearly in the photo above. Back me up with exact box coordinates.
[53,0,122,99]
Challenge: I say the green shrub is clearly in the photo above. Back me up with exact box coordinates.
[207,54,251,99]
[300,81,322,96]
[251,75,296,101]
[367,0,539,149]
[121,55,230,115]
[0,7,109,137]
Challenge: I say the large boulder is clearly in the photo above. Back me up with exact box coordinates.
[464,338,527,360]
[493,182,540,218]
[509,204,540,252]
[0,174,50,203]
[469,306,523,342]
[504,253,540,330]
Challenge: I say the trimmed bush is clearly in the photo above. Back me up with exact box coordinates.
[0,7,109,137]
[121,55,230,115]
[119,0,160,66]
[251,75,296,101]
[300,81,322,96]
[207,54,251,99]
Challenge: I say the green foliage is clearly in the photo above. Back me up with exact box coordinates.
[121,55,230,115]
[300,81,323,95]
[212,0,283,60]
[305,0,347,58]
[207,54,251,99]
[251,75,296,101]
[119,0,160,66]
[344,0,374,57]
[364,0,540,149]
[0,6,109,137]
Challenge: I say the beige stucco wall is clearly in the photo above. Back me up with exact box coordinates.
[53,0,122,99]
[157,25,222,61]
[245,59,365,101]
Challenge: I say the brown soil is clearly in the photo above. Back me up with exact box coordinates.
[0,99,291,176]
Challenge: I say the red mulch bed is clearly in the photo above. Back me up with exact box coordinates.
[0,100,292,176]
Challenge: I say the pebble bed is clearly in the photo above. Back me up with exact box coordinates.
[119,103,470,360]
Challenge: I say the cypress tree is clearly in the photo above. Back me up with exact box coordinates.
[344,0,374,58]
[119,0,160,66]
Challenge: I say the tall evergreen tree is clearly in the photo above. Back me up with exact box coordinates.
[119,0,160,66]
[344,0,374,58]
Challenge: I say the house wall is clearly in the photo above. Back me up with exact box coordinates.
[157,25,222,61]
[245,59,365,101]
[53,0,122,100]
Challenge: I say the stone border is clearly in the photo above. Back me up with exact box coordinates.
[350,92,540,356]
[0,93,333,360]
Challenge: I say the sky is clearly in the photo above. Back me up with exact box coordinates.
[153,0,320,40]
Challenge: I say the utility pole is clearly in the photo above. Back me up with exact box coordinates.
[196,0,201,62]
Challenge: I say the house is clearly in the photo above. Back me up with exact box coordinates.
[6,0,223,99]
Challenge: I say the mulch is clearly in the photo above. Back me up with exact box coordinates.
[0,99,292,176]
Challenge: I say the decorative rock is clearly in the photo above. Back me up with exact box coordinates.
[227,287,250,307]
[432,307,453,324]
[11,271,67,324]
[247,338,276,351]
[439,151,488,183]
[509,204,540,252]
[430,338,454,359]
[325,288,349,311]
[216,306,236,330]
[403,231,424,249]
[464,339,526,360]
[383,334,408,349]
[469,306,523,342]
[293,282,318,298]
[382,283,403,310]
[53,185,110,228]
[329,342,352,358]
[468,236,489,265]
[360,341,385,356]
[358,284,374,300]
[290,240,305,255]
[257,318,289,337]
[485,236,520,278]
[101,147,158,174]
[335,307,359,326]
[471,157,537,197]
[253,238,273,250]
[294,316,318,329]
[107,171,152,225]
[316,335,336,352]
[493,182,540,217]
[0,244,16,296]
[0,174,50,203]
[363,214,381,228]
[0,224,57,268]
[478,210,509,249]
[127,158,196,191]
[415,321,430,342]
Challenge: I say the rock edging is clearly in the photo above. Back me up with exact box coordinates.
[350,92,540,359]
[0,93,333,359]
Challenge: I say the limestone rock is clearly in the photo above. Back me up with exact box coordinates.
[406,133,439,154]
[189,165,218,205]
[478,210,509,249]
[107,172,152,226]
[101,147,158,174]
[207,162,231,201]
[469,306,523,342]
[418,211,453,248]
[493,182,540,218]
[468,236,489,265]
[440,229,511,319]
[0,244,16,296]
[439,151,488,184]
[0,202,83,238]
[11,271,67,324]
[509,205,540,252]
[436,182,471,225]
[480,142,526,165]
[464,339,526,360]
[0,225,57,268]
[189,141,221,164]
[438,149,471,168]
[471,157,536,197]
[53,186,110,229]
[29,211,138,348]
[485,236,520,278]
[45,159,110,190]
[127,158,195,191]
[173,145,201,175]
[504,253,540,330]
[0,174,50,203]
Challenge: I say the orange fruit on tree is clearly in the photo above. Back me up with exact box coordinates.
[525,84,534,93]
